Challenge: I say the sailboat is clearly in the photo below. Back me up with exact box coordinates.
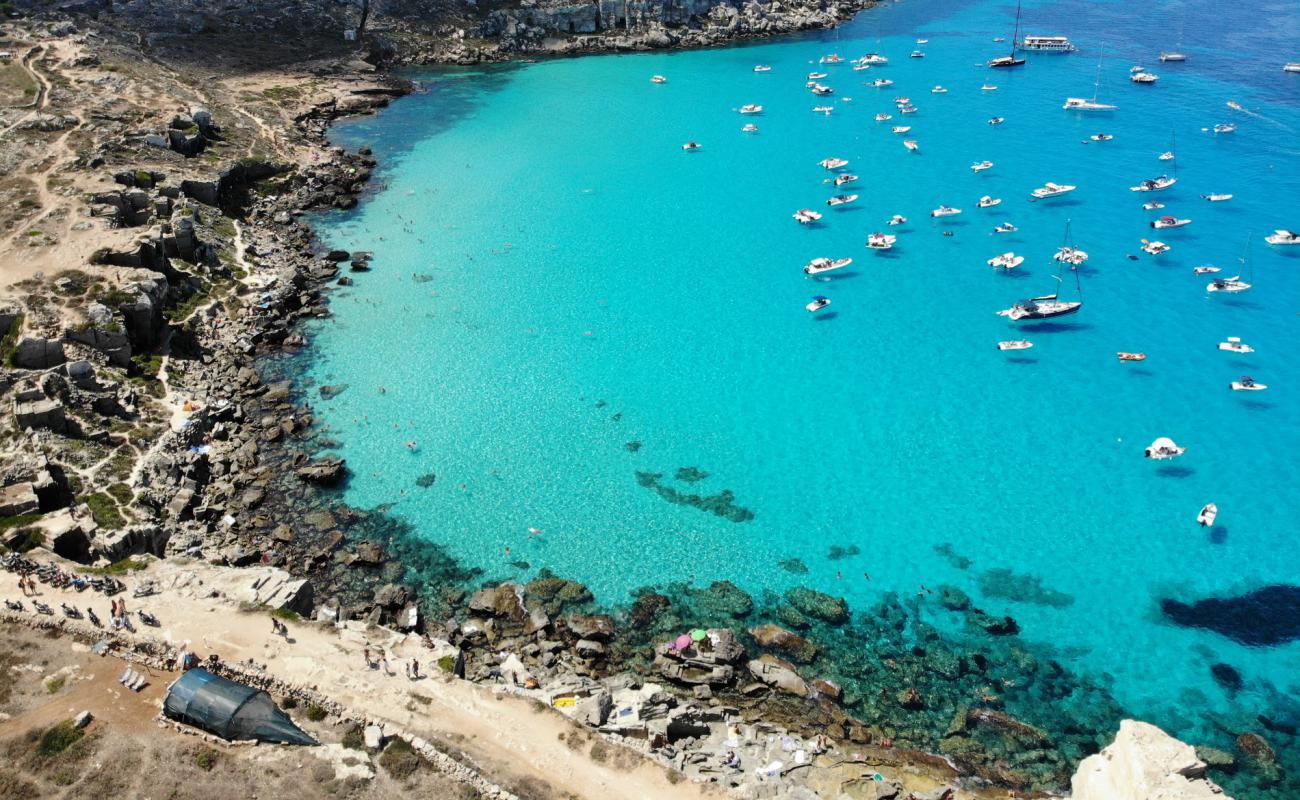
[1161,21,1188,62]
[1064,47,1118,111]
[1207,234,1254,293]
[988,1,1027,68]
[999,231,1084,320]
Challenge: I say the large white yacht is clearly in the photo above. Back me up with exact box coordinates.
[1265,229,1300,245]
[1018,35,1076,52]
[1131,175,1176,192]
[1032,182,1076,199]
[867,233,898,250]
[804,257,853,275]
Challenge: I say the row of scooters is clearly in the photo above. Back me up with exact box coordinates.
[2,553,160,627]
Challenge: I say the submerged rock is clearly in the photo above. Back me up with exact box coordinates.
[748,624,818,663]
[1211,662,1244,692]
[784,586,849,624]
[977,567,1074,608]
[1161,585,1300,646]
[296,457,346,486]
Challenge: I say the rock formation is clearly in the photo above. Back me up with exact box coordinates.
[1071,720,1233,800]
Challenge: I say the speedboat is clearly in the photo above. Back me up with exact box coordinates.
[1194,265,1221,275]
[1141,240,1171,255]
[1142,201,1165,210]
[834,173,859,186]
[1212,123,1236,134]
[994,222,1018,234]
[1144,437,1186,459]
[1054,246,1088,266]
[875,112,893,122]
[1197,503,1218,527]
[988,252,1024,269]
[1286,63,1300,73]
[793,208,824,224]
[903,139,919,152]
[981,84,998,91]
[1089,133,1114,141]
[1218,336,1253,353]
[893,95,910,104]
[1160,52,1188,62]
[1230,376,1267,391]
[860,53,889,65]
[1202,193,1233,202]
[804,257,853,275]
[978,195,1002,208]
[853,63,872,72]
[872,78,894,88]
[1207,275,1251,292]
[1117,352,1146,362]
[997,340,1033,351]
[742,123,759,133]
[998,295,1082,320]
[682,141,702,151]
[651,75,668,84]
[808,71,829,80]
[1265,229,1300,245]
[1130,175,1176,192]
[1151,216,1190,229]
[1032,182,1077,199]
[932,85,948,93]
[887,214,908,226]
[988,116,1005,126]
[806,296,831,312]
[891,125,912,134]
[1131,71,1159,84]
[753,65,772,72]
[971,160,994,173]
[820,157,850,170]
[811,84,835,96]
[1158,151,1175,161]
[916,38,929,44]
[930,205,962,217]
[820,54,844,64]
[911,50,926,58]
[1064,97,1117,111]
[827,194,859,207]
[867,233,898,250]
[738,104,764,115]
[813,105,835,114]
[898,104,919,114]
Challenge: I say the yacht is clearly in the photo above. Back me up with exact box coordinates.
[989,2,1027,67]
[682,141,702,151]
[820,157,850,170]
[860,53,889,65]
[1117,352,1146,362]
[1230,376,1267,391]
[651,75,668,84]
[1160,51,1187,62]
[1212,122,1236,134]
[911,50,926,58]
[1142,201,1165,210]
[978,195,1002,208]
[827,194,859,207]
[893,95,910,104]
[892,125,912,134]
[988,252,1024,269]
[1158,151,1175,161]
[872,78,894,87]
[1144,437,1186,459]
[903,139,919,152]
[806,296,831,312]
[917,38,929,44]
[1286,63,1300,73]
[981,84,998,91]
[930,205,962,217]
[808,71,829,80]
[1193,265,1221,275]
[1064,96,1117,111]
[1265,229,1300,245]
[1018,35,1076,52]
[1202,193,1233,202]
[1131,71,1159,84]
[1207,275,1250,292]
[738,104,763,115]
[819,54,844,64]
[804,257,853,275]
[1218,336,1253,353]
[811,84,835,96]
[793,208,824,224]
[753,65,772,72]
[887,214,908,226]
[834,173,859,186]
[1032,182,1077,199]
[813,105,835,114]
[875,112,893,122]
[932,85,949,93]
[997,340,1033,350]
[998,294,1082,320]
[867,233,898,250]
[994,222,1018,233]
[1151,216,1190,229]
[971,160,994,173]
[1142,240,1171,255]
[742,123,759,133]
[1130,175,1176,191]
[1089,133,1114,141]
[1198,503,1218,527]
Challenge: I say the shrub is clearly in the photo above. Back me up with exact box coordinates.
[340,726,364,751]
[378,738,420,780]
[82,493,126,530]
[87,557,147,575]
[36,721,83,757]
[271,607,299,622]
[193,747,217,771]
[304,704,327,722]
[589,741,609,763]
[105,482,134,506]
[436,655,456,673]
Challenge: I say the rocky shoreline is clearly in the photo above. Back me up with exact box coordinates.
[0,8,1283,800]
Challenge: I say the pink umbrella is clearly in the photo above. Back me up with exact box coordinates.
[674,634,693,650]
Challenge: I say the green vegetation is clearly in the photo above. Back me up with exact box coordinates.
[105,482,134,506]
[436,655,456,673]
[261,85,303,102]
[0,512,40,533]
[304,704,327,722]
[340,726,365,751]
[36,721,83,758]
[193,747,218,772]
[87,557,148,575]
[588,741,609,763]
[271,607,299,622]
[378,738,421,780]
[0,313,22,366]
[82,492,126,530]
[44,677,65,694]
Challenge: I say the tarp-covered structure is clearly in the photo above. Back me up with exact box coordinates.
[163,668,317,745]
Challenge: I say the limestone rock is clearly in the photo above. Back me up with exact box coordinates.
[1071,720,1234,800]
[747,654,809,697]
[748,623,818,663]
[468,583,526,621]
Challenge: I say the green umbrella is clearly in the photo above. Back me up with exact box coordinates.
[690,629,708,641]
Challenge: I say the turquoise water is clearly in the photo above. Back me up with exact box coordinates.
[310,0,1300,761]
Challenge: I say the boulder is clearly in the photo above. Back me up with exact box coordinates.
[13,336,66,369]
[748,623,817,663]
[1071,720,1234,800]
[296,457,347,486]
[566,613,615,641]
[0,482,40,517]
[468,583,527,621]
[14,398,67,433]
[785,586,849,624]
[574,690,612,726]
[746,654,809,697]
[574,638,606,659]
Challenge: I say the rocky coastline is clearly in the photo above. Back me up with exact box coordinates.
[0,7,1285,800]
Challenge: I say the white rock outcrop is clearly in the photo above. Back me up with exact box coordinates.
[1071,719,1233,800]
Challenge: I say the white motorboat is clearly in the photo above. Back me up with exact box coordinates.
[867,233,898,250]
[820,54,844,64]
[1230,376,1267,391]
[808,71,829,80]
[682,141,702,151]
[1194,265,1220,275]
[1142,240,1171,255]
[1131,71,1159,84]
[1160,51,1187,62]
[1158,151,1175,161]
[898,104,918,114]
[1053,219,1088,266]
[997,340,1033,351]
[988,252,1024,269]
[1197,503,1218,527]
[1265,229,1300,245]
[1130,175,1176,191]
[1142,201,1165,210]
[891,125,912,134]
[911,50,926,58]
[1286,63,1300,73]
[930,205,961,218]
[1212,123,1236,133]
[1032,182,1076,199]
[887,214,908,226]
[1202,193,1233,202]
[917,38,929,44]
[1018,35,1076,52]
[753,65,772,72]
[834,173,859,186]
[793,208,824,224]
[1218,336,1253,353]
[1089,133,1114,141]
[651,75,668,84]
[903,139,919,152]
[811,84,834,96]
[893,95,910,104]
[742,123,759,133]
[860,53,889,65]
[872,78,894,87]
[1207,275,1250,293]
[827,194,859,207]
[988,116,1005,125]
[820,157,850,170]
[994,222,1018,233]
[875,112,893,122]
[813,105,835,114]
[1144,437,1186,459]
[1151,216,1191,229]
[971,160,994,173]
[978,195,1002,208]
[738,104,764,115]
[932,85,948,93]
[981,84,998,91]
[804,257,853,275]
[806,296,831,312]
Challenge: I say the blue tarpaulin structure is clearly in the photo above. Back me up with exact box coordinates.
[163,668,317,745]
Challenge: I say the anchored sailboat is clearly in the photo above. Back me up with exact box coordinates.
[989,1,1027,68]
[1065,47,1118,111]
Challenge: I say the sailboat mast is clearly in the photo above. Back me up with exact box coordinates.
[1010,0,1021,57]
[1093,46,1104,102]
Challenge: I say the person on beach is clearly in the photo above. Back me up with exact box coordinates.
[364,647,374,669]
[410,659,421,679]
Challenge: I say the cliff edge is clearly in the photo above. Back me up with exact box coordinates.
[1072,720,1233,800]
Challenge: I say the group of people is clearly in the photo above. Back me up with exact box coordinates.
[362,646,429,681]
[109,597,131,630]
[14,575,38,596]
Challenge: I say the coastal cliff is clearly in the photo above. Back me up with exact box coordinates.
[1072,720,1234,800]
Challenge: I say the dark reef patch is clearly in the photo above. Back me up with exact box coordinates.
[674,466,710,483]
[779,558,809,574]
[978,568,1074,608]
[827,544,860,561]
[634,470,754,523]
[1161,584,1300,646]
[1211,662,1244,692]
[934,542,972,570]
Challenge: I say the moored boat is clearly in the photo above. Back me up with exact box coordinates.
[1117,352,1146,362]
[1151,216,1190,229]
[834,173,859,187]
[1141,240,1171,255]
[1018,35,1076,52]
[988,116,1005,125]
[651,75,668,84]
[988,252,1024,269]
[753,64,772,72]
[978,195,1002,208]
[994,222,1018,233]
[827,194,859,207]
[1130,175,1176,191]
[1218,336,1253,353]
[1194,265,1220,275]
[1144,437,1186,459]
[1265,229,1300,245]
[867,232,898,250]
[972,160,994,173]
[1230,376,1267,391]
[903,139,919,152]
[1032,182,1076,199]
[997,340,1033,350]
[738,104,764,115]
[820,157,850,170]
[793,208,824,224]
[1202,193,1233,202]
[1207,275,1250,292]
[930,205,961,217]
[682,141,701,151]
[1197,503,1218,527]
[806,296,831,312]
[804,257,853,275]
[887,214,908,226]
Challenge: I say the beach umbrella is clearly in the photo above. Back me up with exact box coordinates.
[690,629,708,642]
[674,634,692,650]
